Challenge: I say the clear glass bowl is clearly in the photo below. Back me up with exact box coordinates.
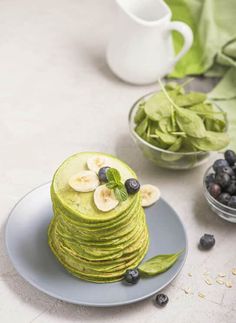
[203,166,236,223]
[128,92,217,170]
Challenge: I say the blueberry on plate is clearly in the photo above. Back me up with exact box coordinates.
[208,183,221,199]
[224,150,236,166]
[228,196,236,209]
[213,159,229,172]
[215,172,231,188]
[98,166,110,182]
[225,181,236,195]
[199,234,215,250]
[125,178,140,194]
[205,173,215,188]
[217,193,231,206]
[155,293,169,307]
[124,268,140,284]
[216,166,234,177]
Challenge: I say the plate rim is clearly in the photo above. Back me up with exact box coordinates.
[5,182,188,307]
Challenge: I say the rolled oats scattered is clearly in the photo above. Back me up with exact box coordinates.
[218,273,226,277]
[188,272,192,277]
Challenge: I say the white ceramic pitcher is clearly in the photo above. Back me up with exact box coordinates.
[106,0,193,85]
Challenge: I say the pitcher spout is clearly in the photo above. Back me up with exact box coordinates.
[116,0,171,26]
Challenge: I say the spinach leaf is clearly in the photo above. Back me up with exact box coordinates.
[134,102,146,124]
[138,251,182,277]
[190,104,226,132]
[176,107,206,138]
[205,117,226,132]
[190,131,230,151]
[168,137,183,152]
[189,103,214,115]
[135,116,148,136]
[144,92,177,121]
[175,92,207,107]
[158,117,172,133]
[165,82,185,94]
[154,129,176,145]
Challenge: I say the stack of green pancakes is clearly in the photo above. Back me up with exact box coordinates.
[48,152,149,283]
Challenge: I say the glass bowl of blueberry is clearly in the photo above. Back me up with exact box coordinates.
[203,150,236,223]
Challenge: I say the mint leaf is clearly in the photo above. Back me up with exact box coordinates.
[106,168,128,202]
[106,168,121,184]
[114,185,128,202]
[106,181,117,189]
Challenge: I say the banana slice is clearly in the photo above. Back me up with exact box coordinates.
[69,170,99,192]
[94,184,119,212]
[87,155,111,174]
[140,184,160,207]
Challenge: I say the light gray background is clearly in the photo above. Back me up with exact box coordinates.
[0,0,236,322]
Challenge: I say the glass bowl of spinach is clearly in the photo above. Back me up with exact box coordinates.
[128,81,229,170]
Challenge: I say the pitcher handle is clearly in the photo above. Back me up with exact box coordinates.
[167,21,193,66]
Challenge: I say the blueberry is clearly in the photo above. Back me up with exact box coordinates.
[215,172,231,188]
[217,193,231,206]
[228,196,236,209]
[217,166,235,177]
[213,159,229,172]
[225,181,236,195]
[199,234,215,250]
[205,173,215,188]
[98,166,110,182]
[155,293,169,307]
[232,165,236,175]
[125,178,140,194]
[124,268,140,284]
[208,183,221,198]
[224,150,236,166]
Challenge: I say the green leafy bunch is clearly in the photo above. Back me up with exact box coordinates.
[106,168,128,202]
[134,79,229,153]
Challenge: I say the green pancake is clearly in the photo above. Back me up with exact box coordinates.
[48,152,149,283]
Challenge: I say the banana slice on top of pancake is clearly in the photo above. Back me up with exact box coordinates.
[69,170,99,192]
[94,185,119,212]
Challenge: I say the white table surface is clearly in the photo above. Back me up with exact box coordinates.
[1,0,236,322]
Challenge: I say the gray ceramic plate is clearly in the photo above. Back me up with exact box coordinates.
[5,183,187,307]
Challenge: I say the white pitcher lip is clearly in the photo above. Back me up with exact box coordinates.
[116,0,172,26]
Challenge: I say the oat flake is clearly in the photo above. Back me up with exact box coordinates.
[204,278,212,285]
[198,292,205,298]
[225,281,233,288]
[232,268,236,275]
[216,278,224,285]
